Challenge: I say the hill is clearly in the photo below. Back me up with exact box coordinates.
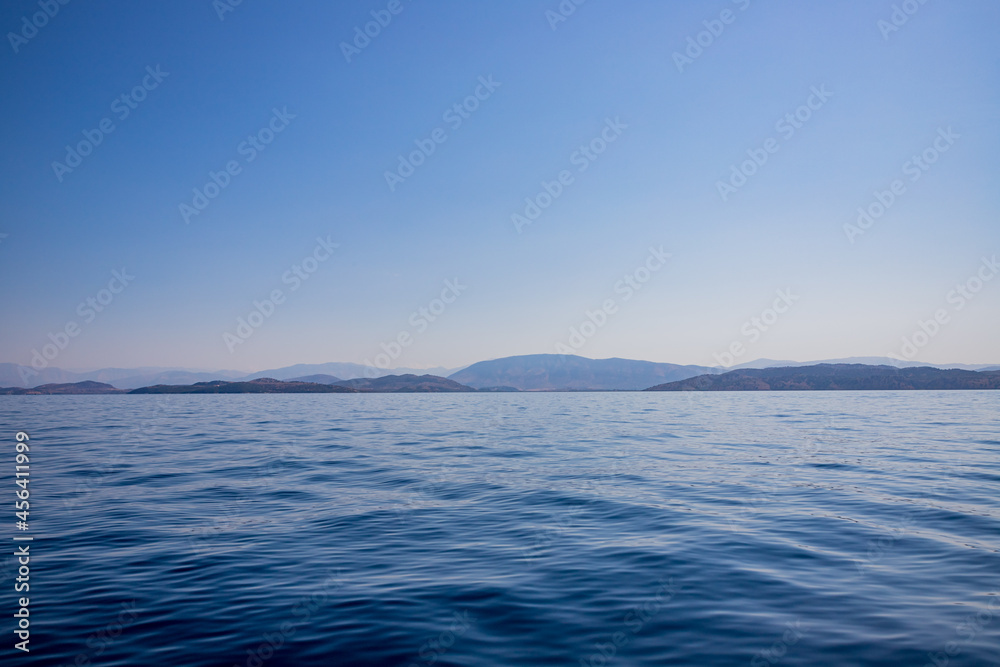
[243,362,460,382]
[449,354,716,391]
[730,357,999,372]
[129,378,357,394]
[0,381,124,395]
[331,374,476,392]
[645,364,1000,391]
[128,375,474,393]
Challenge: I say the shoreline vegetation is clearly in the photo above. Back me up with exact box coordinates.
[2,364,999,394]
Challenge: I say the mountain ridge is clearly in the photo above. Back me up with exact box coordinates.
[449,355,719,391]
[2,355,998,390]
[646,364,1000,391]
[129,378,358,394]
[0,381,124,395]
[331,374,476,393]
[6,364,1000,395]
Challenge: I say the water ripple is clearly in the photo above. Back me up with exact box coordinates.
[0,392,997,665]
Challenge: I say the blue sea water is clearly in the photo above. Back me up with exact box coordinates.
[1,391,998,666]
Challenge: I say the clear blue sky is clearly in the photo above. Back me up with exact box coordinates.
[1,0,997,372]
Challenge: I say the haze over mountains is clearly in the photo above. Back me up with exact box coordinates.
[1,355,998,391]
[0,365,249,390]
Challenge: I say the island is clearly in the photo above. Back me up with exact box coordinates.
[645,364,1000,391]
[0,381,125,395]
[128,375,478,394]
[129,378,358,394]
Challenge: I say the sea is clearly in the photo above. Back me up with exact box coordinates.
[1,391,998,666]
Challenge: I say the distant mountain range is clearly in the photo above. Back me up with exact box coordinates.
[2,355,998,392]
[239,373,475,392]
[0,381,124,395]
[332,374,475,392]
[6,363,1000,395]
[130,378,358,394]
[0,362,461,390]
[647,364,1000,391]
[728,357,1000,372]
[245,362,459,383]
[129,375,475,394]
[0,364,248,390]
[448,354,716,391]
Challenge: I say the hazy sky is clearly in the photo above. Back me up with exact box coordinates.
[1,0,997,372]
